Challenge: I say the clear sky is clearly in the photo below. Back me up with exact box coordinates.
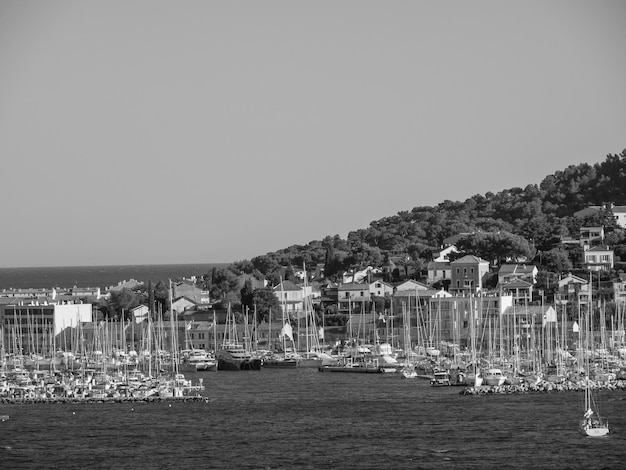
[1,1,625,268]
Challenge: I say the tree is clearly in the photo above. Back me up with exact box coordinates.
[240,279,255,312]
[109,288,140,320]
[539,248,573,273]
[251,288,281,324]
[153,280,170,318]
[456,231,534,265]
[148,280,155,316]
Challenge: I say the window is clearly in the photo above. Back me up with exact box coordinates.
[463,268,467,275]
[456,268,460,274]
[471,267,475,274]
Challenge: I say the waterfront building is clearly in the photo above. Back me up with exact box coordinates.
[336,282,371,313]
[106,279,144,293]
[395,279,429,292]
[69,286,102,300]
[0,287,58,299]
[0,298,92,355]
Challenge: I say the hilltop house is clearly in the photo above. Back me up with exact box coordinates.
[579,227,605,249]
[613,274,626,305]
[556,274,589,306]
[574,204,626,228]
[131,304,150,323]
[450,255,490,294]
[497,264,538,285]
[273,280,313,317]
[369,279,394,297]
[582,245,614,271]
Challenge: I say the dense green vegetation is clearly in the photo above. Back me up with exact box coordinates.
[211,150,626,284]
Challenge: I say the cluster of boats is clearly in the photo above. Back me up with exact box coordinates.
[0,352,207,402]
[1,332,620,438]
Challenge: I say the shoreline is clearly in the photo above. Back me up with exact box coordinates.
[0,395,210,405]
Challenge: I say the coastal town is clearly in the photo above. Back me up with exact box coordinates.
[1,211,626,420]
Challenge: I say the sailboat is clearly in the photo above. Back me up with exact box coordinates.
[579,275,609,437]
[400,302,417,379]
[216,304,262,371]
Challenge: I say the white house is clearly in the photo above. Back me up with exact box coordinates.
[273,280,313,317]
[369,280,394,297]
[583,245,614,271]
[395,279,430,292]
[131,304,150,323]
[497,264,538,286]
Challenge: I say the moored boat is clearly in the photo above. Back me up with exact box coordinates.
[430,370,451,386]
[179,349,217,372]
[483,368,506,386]
[217,345,262,371]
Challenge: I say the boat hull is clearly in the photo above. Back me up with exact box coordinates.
[318,365,383,373]
[580,418,609,437]
[217,358,262,371]
[262,359,299,368]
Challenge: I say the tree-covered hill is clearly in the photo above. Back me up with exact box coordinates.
[219,149,626,286]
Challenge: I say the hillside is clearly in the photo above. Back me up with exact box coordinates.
[231,149,626,284]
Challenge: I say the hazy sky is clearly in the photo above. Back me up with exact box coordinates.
[1,1,625,268]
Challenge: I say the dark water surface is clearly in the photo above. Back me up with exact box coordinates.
[1,369,625,469]
[0,264,227,290]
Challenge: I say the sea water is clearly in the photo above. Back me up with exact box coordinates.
[0,264,226,290]
[1,369,625,469]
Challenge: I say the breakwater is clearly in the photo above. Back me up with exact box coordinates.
[0,394,209,405]
[460,379,626,395]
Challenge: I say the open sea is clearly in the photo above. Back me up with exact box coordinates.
[0,264,228,290]
[1,370,626,469]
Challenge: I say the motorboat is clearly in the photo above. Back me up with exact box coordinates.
[483,368,506,386]
[430,370,451,387]
[179,349,217,372]
[216,345,262,371]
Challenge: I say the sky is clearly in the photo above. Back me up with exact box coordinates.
[1,1,625,268]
